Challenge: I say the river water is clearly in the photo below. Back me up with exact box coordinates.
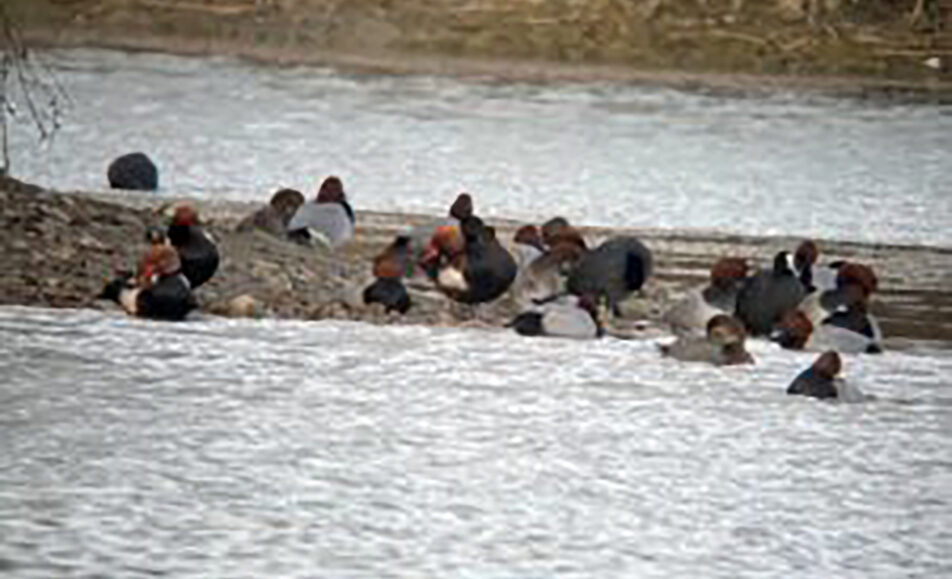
[9,48,952,247]
[1,307,951,577]
[3,49,952,577]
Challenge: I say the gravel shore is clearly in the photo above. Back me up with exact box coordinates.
[2,176,950,348]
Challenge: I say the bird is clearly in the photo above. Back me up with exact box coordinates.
[734,251,804,336]
[659,314,755,366]
[166,204,219,289]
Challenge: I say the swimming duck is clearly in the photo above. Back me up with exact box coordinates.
[772,307,883,355]
[287,176,355,247]
[100,244,196,321]
[662,257,749,337]
[787,351,864,402]
[734,251,804,336]
[167,204,219,289]
[659,314,754,366]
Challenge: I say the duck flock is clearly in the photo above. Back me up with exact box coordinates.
[99,174,885,403]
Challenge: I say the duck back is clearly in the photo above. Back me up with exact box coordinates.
[735,271,804,336]
[137,274,196,321]
[168,224,219,289]
[567,236,652,309]
[287,202,355,247]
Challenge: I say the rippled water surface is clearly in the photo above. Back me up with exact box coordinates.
[1,307,951,577]
[9,49,952,246]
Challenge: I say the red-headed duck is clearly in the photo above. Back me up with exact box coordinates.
[787,351,842,400]
[663,257,749,336]
[287,176,355,247]
[660,314,754,366]
[100,244,196,321]
[787,351,864,402]
[397,193,474,274]
[431,216,517,304]
[167,204,219,289]
[364,236,414,314]
[734,251,804,336]
[772,308,883,354]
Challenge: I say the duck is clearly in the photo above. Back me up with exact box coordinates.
[505,225,548,307]
[362,236,415,314]
[508,295,602,339]
[509,241,586,307]
[362,277,411,314]
[797,262,881,327]
[236,188,305,237]
[793,240,819,292]
[408,193,473,256]
[429,216,517,304]
[100,244,197,321]
[566,235,653,316]
[541,216,588,251]
[287,176,355,247]
[662,257,749,337]
[772,306,883,354]
[787,351,864,402]
[167,204,220,289]
[734,251,804,336]
[659,314,755,366]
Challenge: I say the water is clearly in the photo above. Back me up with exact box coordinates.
[9,49,952,246]
[4,49,952,576]
[1,307,951,577]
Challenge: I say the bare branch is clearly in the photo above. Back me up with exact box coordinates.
[0,4,71,173]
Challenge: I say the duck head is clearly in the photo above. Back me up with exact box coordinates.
[171,204,199,228]
[541,217,587,251]
[420,225,465,273]
[145,225,167,245]
[514,225,545,252]
[710,257,748,290]
[541,217,570,246]
[837,263,878,298]
[772,251,796,276]
[813,350,842,380]
[449,193,474,221]
[794,240,819,273]
[707,314,747,346]
[140,244,183,283]
[270,188,305,221]
[316,176,345,203]
[771,310,813,350]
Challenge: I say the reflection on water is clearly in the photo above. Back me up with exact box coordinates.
[1,306,950,577]
[9,49,952,246]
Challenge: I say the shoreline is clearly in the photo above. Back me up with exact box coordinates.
[25,32,952,103]
[2,177,951,349]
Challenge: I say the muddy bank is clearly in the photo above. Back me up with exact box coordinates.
[2,176,951,349]
[8,0,952,100]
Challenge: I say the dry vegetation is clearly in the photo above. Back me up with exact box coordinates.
[8,0,950,84]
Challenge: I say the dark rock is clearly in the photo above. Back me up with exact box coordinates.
[107,152,159,191]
